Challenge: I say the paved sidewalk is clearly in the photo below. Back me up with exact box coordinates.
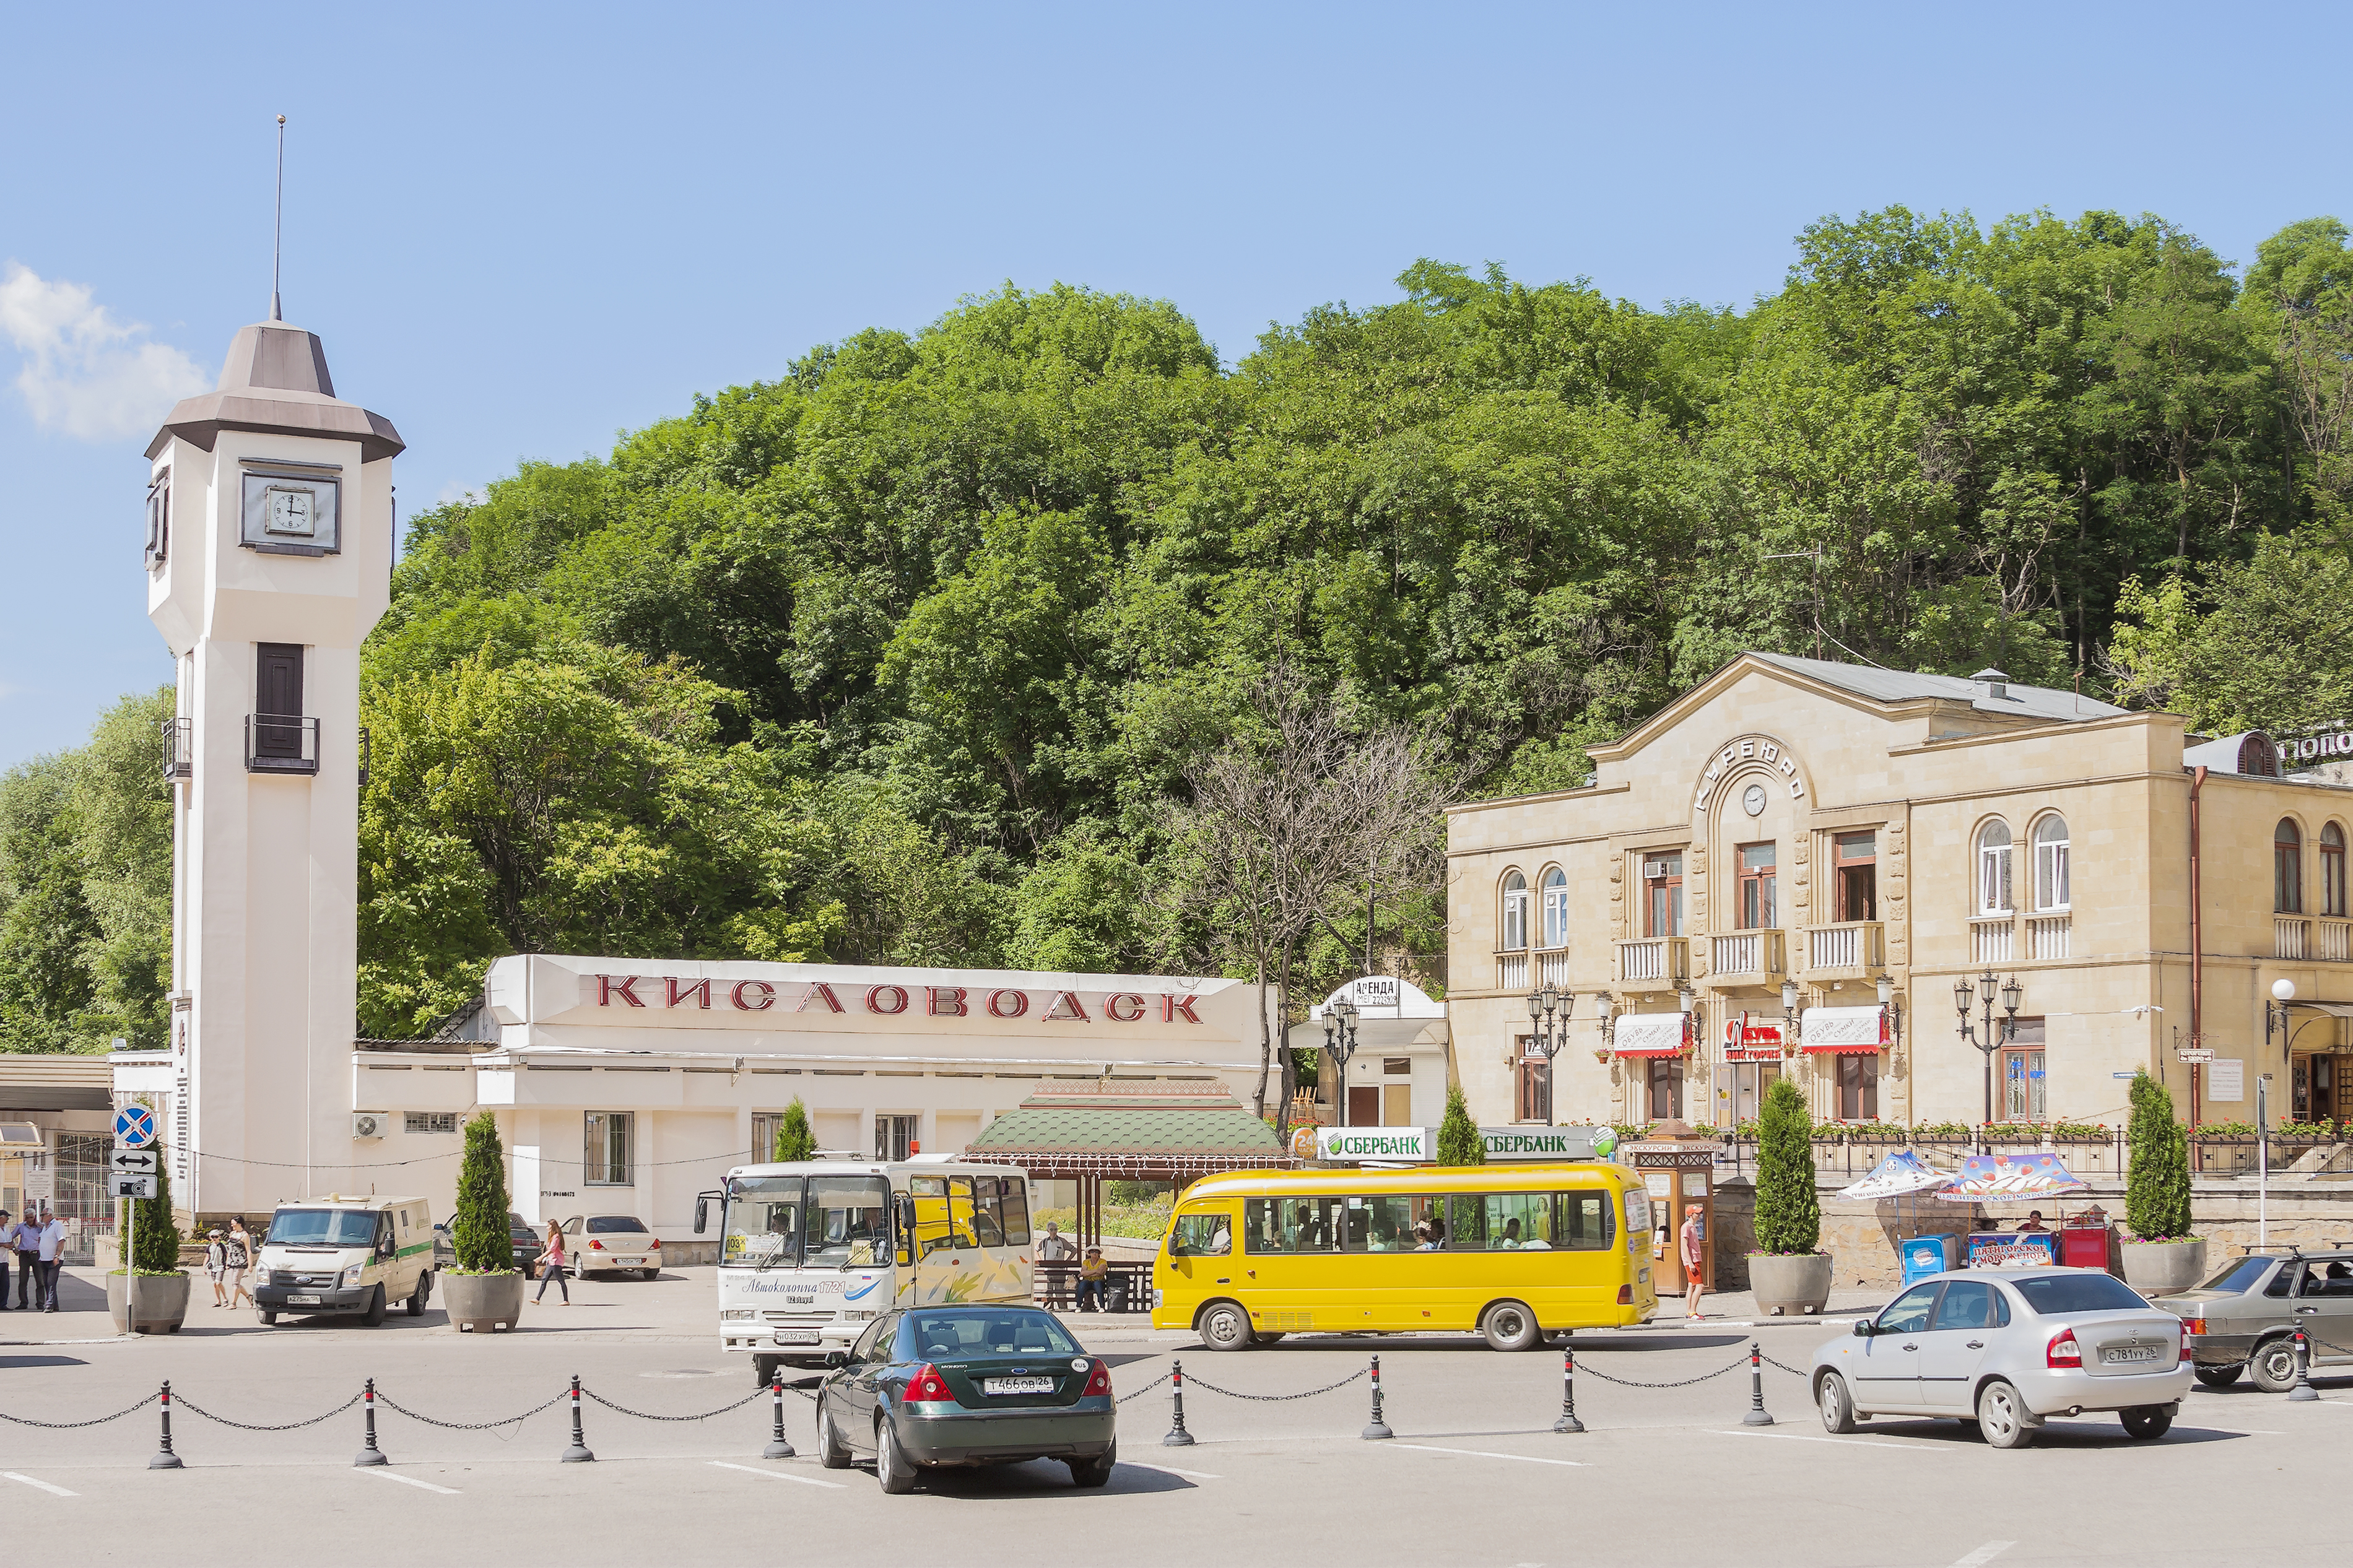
[1648,1286,1889,1328]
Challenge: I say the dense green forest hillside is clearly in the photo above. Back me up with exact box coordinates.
[4,205,2349,1050]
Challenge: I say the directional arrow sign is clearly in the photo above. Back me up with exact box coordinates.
[110,1148,159,1176]
[113,1105,155,1148]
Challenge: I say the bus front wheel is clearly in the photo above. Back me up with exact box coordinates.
[1198,1300,1255,1352]
[1481,1300,1541,1352]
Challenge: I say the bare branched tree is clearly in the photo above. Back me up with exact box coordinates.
[1160,667,1458,1120]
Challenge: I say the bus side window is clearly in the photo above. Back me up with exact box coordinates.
[1445,1195,1489,1250]
[1243,1199,1283,1254]
[970,1176,1006,1247]
[999,1178,1032,1247]
[1557,1190,1613,1250]
[947,1177,978,1249]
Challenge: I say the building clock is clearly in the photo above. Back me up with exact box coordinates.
[1742,782,1768,816]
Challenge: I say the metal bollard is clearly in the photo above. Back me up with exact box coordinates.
[149,1379,184,1470]
[2290,1328,2320,1403]
[1741,1341,1775,1427]
[1162,1359,1196,1447]
[560,1374,596,1462]
[354,1377,389,1466]
[1361,1354,1393,1440]
[763,1378,796,1458]
[1554,1344,1586,1434]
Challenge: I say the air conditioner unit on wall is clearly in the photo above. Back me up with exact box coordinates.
[352,1111,386,1139]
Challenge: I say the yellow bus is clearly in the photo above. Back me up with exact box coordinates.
[1151,1163,1658,1351]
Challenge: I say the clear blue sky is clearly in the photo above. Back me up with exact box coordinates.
[2,1,2345,767]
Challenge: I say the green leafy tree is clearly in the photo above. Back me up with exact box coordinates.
[1437,1083,1484,1166]
[128,1142,182,1274]
[2124,1072,2193,1241]
[1753,1078,1820,1255]
[451,1112,516,1273]
[772,1098,816,1163]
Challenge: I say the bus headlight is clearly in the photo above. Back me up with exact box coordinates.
[722,1309,755,1321]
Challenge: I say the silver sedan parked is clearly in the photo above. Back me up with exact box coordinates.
[1810,1268,2193,1449]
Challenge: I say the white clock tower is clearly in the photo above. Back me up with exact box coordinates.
[144,316,402,1215]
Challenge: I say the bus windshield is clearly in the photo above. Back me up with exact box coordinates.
[723,1176,892,1267]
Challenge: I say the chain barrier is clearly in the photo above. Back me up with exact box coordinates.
[0,1393,156,1429]
[1116,1371,1172,1406]
[377,1390,568,1431]
[2302,1333,2353,1359]
[581,1386,767,1423]
[1183,1366,1367,1402]
[1573,1353,1751,1390]
[1757,1351,1813,1378]
[178,1390,362,1432]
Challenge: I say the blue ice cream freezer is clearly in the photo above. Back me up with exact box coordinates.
[1899,1234,1960,1286]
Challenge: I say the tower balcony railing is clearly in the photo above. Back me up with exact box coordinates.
[245,714,320,776]
[1804,920,1883,979]
[1616,937,1689,989]
[160,717,193,780]
[1710,929,1785,982]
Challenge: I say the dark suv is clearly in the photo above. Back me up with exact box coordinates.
[2155,1249,2353,1391]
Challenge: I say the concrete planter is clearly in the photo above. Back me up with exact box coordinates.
[443,1271,525,1332]
[1748,1251,1833,1315]
[107,1271,190,1335]
[2120,1238,2207,1296]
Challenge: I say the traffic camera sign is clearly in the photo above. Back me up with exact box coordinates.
[113,1105,156,1148]
[111,1175,157,1200]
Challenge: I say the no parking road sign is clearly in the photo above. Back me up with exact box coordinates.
[113,1104,155,1148]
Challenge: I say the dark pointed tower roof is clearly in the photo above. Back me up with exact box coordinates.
[146,321,403,462]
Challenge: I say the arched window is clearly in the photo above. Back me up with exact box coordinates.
[1976,820,2014,915]
[1539,867,1570,949]
[2325,824,2347,918]
[1501,870,1529,952]
[2032,815,2070,912]
[2276,820,2304,914]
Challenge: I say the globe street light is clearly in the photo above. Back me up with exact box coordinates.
[1523,985,1575,1125]
[1323,995,1361,1128]
[1955,969,2024,1140]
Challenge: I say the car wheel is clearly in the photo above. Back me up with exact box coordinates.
[258,1310,277,1326]
[1198,1300,1254,1352]
[407,1273,428,1317]
[2193,1363,2243,1390]
[1068,1438,1116,1489]
[816,1396,851,1469]
[2250,1337,2302,1393]
[876,1413,918,1494]
[753,1355,780,1389]
[1816,1371,1858,1435]
[2120,1405,2173,1440]
[1976,1379,2034,1450]
[1481,1300,1541,1353]
[362,1285,386,1327]
[643,1268,659,1281]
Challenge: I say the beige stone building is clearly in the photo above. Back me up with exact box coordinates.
[1445,652,2353,1133]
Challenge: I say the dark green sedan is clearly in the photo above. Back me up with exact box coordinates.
[815,1306,1116,1492]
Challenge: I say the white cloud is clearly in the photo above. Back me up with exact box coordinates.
[0,262,210,441]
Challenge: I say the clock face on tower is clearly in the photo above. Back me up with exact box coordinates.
[238,467,341,554]
[265,487,315,536]
[1742,782,1768,816]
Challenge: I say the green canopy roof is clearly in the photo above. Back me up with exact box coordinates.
[963,1080,1289,1176]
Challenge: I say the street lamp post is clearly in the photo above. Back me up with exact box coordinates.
[1323,996,1360,1128]
[1954,969,2024,1145]
[1523,985,1575,1125]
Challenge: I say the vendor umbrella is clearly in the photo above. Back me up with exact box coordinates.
[1835,1149,1954,1201]
[1932,1151,2090,1202]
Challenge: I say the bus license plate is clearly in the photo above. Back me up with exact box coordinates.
[287,1294,321,1306]
[984,1377,1055,1396]
[2102,1346,2157,1365]
[772,1328,820,1345]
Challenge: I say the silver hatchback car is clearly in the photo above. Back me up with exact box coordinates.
[1810,1267,2193,1448]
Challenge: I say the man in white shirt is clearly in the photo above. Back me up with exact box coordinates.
[36,1210,66,1312]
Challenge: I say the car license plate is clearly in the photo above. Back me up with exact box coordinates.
[984,1376,1055,1396]
[2102,1346,2158,1365]
[772,1328,820,1345]
[287,1294,321,1305]
[615,1256,643,1266]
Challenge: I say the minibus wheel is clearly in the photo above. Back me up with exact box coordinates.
[1481,1300,1540,1352]
[1198,1300,1255,1351]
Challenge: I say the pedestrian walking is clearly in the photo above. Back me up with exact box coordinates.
[0,1210,12,1309]
[37,1208,67,1312]
[204,1229,228,1306]
[533,1219,570,1305]
[10,1210,38,1309]
[1679,1204,1707,1322]
[225,1218,256,1308]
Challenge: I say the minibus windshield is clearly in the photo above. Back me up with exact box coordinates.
[723,1176,892,1267]
[267,1209,377,1247]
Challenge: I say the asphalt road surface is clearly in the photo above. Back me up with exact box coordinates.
[0,1267,2341,1566]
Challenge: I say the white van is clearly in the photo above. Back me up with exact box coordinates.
[254,1195,435,1326]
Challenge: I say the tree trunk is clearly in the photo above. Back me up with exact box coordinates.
[1249,954,1271,1119]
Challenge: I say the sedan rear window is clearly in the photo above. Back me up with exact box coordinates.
[2199,1255,2276,1294]
[903,1309,1079,1358]
[2013,1274,2150,1314]
[586,1216,648,1234]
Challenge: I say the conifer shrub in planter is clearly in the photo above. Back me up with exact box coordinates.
[1436,1084,1485,1166]
[1748,1079,1831,1315]
[443,1112,524,1332]
[772,1098,816,1162]
[107,1144,189,1335]
[2120,1073,2203,1293]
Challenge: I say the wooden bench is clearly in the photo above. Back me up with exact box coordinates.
[1033,1258,1153,1314]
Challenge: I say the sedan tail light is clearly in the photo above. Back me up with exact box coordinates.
[909,1362,958,1404]
[649,1237,660,1249]
[2180,1317,2194,1357]
[588,1239,605,1250]
[1084,1358,1111,1398]
[2046,1327,2082,1368]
